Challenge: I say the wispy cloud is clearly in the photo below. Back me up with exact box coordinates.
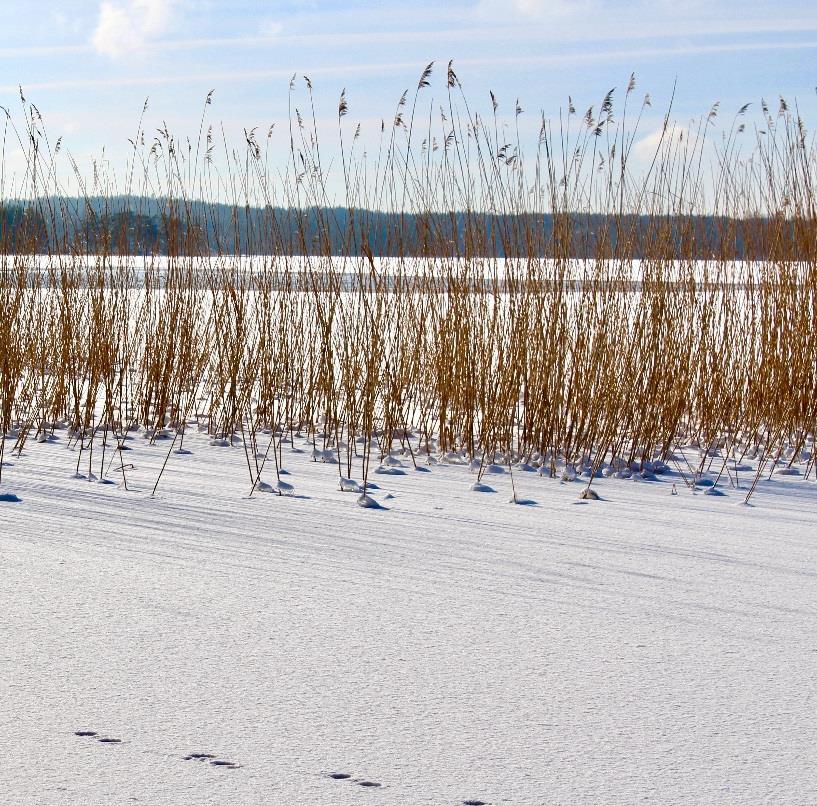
[91,0,177,57]
[1,15,815,62]
[5,38,815,96]
[0,44,91,59]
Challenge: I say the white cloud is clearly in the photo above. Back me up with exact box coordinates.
[632,123,684,162]
[91,0,176,57]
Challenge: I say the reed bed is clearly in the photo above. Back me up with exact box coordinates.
[1,67,815,501]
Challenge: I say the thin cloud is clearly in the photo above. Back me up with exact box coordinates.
[1,17,816,60]
[0,44,91,59]
[4,37,816,95]
[91,0,176,57]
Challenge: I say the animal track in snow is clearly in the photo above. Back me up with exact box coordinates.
[74,729,123,744]
[327,772,382,787]
[183,753,240,769]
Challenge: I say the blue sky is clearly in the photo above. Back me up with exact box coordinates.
[0,0,814,201]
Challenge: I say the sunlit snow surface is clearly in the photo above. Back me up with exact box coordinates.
[1,432,816,805]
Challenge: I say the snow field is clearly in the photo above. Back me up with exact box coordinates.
[1,428,816,805]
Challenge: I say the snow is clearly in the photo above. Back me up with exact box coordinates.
[15,254,779,288]
[1,429,816,805]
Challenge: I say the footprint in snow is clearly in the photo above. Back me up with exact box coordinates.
[184,753,240,769]
[328,772,382,787]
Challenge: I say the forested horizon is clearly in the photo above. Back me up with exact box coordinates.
[1,195,811,260]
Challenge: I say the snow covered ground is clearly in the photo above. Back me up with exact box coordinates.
[2,431,816,805]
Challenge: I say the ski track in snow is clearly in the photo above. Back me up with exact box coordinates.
[1,432,816,805]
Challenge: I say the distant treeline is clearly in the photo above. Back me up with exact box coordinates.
[1,196,813,260]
